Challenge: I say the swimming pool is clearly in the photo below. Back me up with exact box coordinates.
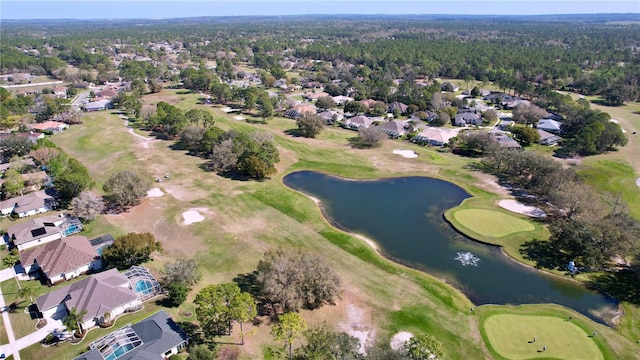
[104,343,135,360]
[134,280,153,295]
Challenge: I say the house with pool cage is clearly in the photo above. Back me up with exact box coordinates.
[73,311,188,360]
[35,266,162,331]
[4,213,83,251]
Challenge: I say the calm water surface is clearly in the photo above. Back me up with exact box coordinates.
[283,171,618,324]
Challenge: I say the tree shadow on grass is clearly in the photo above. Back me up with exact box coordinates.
[520,239,561,270]
[284,128,303,137]
[585,270,640,306]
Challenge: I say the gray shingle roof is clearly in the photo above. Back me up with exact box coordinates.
[19,235,98,279]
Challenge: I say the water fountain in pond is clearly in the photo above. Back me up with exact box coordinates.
[455,251,480,266]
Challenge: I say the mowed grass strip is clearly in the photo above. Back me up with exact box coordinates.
[483,314,603,360]
[452,208,535,238]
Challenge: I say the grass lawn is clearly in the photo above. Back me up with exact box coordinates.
[451,208,536,238]
[483,314,602,360]
[39,87,638,359]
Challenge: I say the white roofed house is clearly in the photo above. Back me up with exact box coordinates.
[412,128,459,147]
[454,112,483,126]
[317,110,344,125]
[537,129,562,146]
[536,119,562,134]
[332,95,354,106]
[0,190,58,218]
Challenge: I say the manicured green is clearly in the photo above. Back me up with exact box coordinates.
[484,314,602,360]
[452,208,536,238]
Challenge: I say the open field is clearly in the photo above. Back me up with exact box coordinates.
[451,208,536,238]
[38,88,639,359]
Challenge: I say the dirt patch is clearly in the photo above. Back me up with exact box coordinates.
[338,302,376,354]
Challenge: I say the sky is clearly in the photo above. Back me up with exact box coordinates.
[1,0,639,20]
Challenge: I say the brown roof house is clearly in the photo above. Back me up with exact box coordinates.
[29,121,69,133]
[379,120,407,139]
[4,214,64,251]
[342,115,374,130]
[36,268,142,330]
[0,190,57,218]
[20,235,101,285]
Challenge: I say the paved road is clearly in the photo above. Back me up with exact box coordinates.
[0,81,63,89]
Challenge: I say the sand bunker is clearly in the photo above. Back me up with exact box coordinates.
[393,149,418,158]
[340,304,375,354]
[636,177,640,187]
[147,188,164,197]
[390,331,414,351]
[221,107,241,113]
[183,210,204,225]
[233,115,245,120]
[498,199,546,218]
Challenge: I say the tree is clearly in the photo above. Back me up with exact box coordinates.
[296,324,362,360]
[0,135,32,160]
[101,232,162,269]
[404,334,445,360]
[271,312,306,360]
[165,282,189,307]
[344,101,367,115]
[63,307,89,336]
[70,191,105,221]
[470,86,482,97]
[185,109,214,128]
[257,248,342,312]
[187,344,217,360]
[354,126,386,149]
[209,139,238,172]
[431,112,450,127]
[482,109,499,123]
[258,95,274,123]
[510,126,541,146]
[296,113,325,138]
[176,126,205,154]
[54,158,94,203]
[2,169,25,197]
[315,96,336,110]
[2,254,20,268]
[162,258,201,288]
[512,104,548,125]
[17,282,37,304]
[29,147,60,167]
[103,170,150,209]
[194,283,257,339]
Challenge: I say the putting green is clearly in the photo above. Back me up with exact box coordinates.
[452,209,535,238]
[483,314,603,360]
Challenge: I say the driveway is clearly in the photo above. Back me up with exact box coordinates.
[0,268,15,283]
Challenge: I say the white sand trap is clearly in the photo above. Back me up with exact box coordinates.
[183,210,204,225]
[340,304,375,354]
[221,107,241,113]
[636,177,640,187]
[498,199,546,218]
[393,149,418,158]
[147,188,164,197]
[233,115,245,120]
[390,331,414,351]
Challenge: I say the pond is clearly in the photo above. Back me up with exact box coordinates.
[283,171,619,325]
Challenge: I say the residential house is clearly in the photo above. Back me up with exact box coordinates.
[0,132,46,143]
[285,105,317,118]
[304,91,329,101]
[29,121,69,133]
[21,171,50,192]
[36,268,142,330]
[493,133,522,150]
[52,86,68,98]
[317,110,343,125]
[497,119,515,131]
[332,95,353,106]
[342,115,374,130]
[0,190,57,218]
[359,99,378,109]
[388,101,408,115]
[412,128,458,146]
[73,311,189,360]
[502,99,531,109]
[536,119,562,133]
[95,89,118,98]
[19,235,101,284]
[4,214,65,251]
[537,129,562,146]
[84,99,111,112]
[0,158,36,173]
[454,113,483,126]
[379,120,407,138]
